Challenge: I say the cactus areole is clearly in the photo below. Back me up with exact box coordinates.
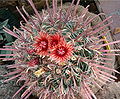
[1,0,120,99]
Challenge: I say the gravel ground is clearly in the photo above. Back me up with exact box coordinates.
[0,65,21,99]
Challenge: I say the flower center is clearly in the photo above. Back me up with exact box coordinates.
[56,46,67,57]
[39,40,48,50]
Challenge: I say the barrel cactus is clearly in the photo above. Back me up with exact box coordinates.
[1,0,120,99]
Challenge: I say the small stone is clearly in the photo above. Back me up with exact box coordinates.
[114,27,120,34]
[34,68,45,77]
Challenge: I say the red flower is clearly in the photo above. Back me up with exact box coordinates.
[33,32,49,55]
[50,42,73,63]
[49,34,64,49]
[27,58,39,67]
[27,49,36,54]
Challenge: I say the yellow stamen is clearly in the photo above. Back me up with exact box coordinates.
[58,62,66,66]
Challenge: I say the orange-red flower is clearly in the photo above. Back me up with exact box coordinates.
[33,32,49,55]
[49,34,64,49]
[50,42,73,63]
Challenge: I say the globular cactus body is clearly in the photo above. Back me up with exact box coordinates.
[1,0,120,99]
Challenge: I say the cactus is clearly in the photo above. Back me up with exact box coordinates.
[1,0,120,99]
